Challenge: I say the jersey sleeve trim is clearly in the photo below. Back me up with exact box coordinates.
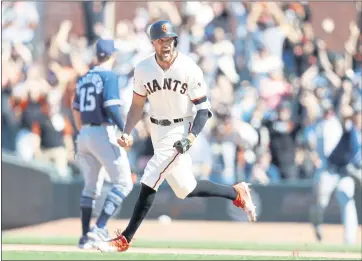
[104,99,122,107]
[133,91,146,97]
[192,96,207,105]
[191,96,206,103]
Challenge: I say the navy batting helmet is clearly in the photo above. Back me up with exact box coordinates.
[149,20,178,46]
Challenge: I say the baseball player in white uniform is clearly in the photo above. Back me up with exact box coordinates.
[98,20,257,252]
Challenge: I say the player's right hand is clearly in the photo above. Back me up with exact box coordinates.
[117,133,133,148]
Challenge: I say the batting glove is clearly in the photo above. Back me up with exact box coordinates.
[173,138,192,154]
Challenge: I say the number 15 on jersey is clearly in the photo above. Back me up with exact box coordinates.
[79,84,96,112]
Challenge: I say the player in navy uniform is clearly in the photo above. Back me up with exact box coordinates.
[72,39,133,249]
[310,103,361,244]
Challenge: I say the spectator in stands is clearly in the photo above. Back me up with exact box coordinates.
[264,100,301,180]
[259,68,292,109]
[209,106,237,185]
[204,2,231,41]
[295,142,321,180]
[2,1,39,45]
[250,147,281,185]
[31,99,74,179]
[250,46,283,76]
[188,132,213,180]
[2,66,19,151]
[13,64,50,160]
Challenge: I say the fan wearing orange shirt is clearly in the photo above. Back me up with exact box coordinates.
[31,100,74,179]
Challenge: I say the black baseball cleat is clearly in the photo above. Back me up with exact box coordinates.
[78,235,93,249]
[314,225,323,242]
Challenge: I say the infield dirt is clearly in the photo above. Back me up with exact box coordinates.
[3,219,362,259]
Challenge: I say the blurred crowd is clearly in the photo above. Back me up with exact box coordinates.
[2,2,361,184]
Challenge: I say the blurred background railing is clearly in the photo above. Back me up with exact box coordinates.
[2,1,361,228]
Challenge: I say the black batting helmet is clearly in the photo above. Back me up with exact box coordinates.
[149,20,178,46]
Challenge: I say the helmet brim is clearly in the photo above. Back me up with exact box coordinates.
[151,32,178,41]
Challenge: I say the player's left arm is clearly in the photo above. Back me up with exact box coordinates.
[346,126,362,183]
[72,86,82,131]
[72,110,82,131]
[174,66,212,154]
[103,72,125,132]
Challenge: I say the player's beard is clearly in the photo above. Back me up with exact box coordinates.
[157,45,175,63]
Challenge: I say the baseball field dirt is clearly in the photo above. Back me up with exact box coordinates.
[3,218,362,260]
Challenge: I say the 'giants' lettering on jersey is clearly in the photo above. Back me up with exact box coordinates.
[143,78,188,95]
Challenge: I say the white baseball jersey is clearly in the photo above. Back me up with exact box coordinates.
[133,52,211,199]
[133,52,210,120]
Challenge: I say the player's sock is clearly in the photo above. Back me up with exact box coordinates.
[122,184,156,243]
[80,196,95,236]
[96,187,126,229]
[186,180,238,200]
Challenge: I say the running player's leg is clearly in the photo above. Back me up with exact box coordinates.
[164,149,255,221]
[309,168,339,241]
[163,153,235,200]
[121,145,179,243]
[109,120,175,246]
[335,176,358,244]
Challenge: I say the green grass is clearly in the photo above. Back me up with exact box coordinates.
[2,235,361,253]
[2,251,358,260]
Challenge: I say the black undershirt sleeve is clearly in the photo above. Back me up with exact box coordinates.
[190,109,209,137]
[190,96,212,137]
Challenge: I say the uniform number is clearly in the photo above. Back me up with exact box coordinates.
[79,86,96,112]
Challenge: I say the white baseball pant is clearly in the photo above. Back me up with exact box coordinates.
[140,117,197,199]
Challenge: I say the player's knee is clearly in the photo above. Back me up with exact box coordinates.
[174,191,187,199]
[124,177,134,196]
[110,172,133,196]
[80,195,95,208]
[337,177,356,199]
[106,185,129,208]
[174,187,192,199]
[173,180,197,199]
[317,196,330,209]
[112,180,133,199]
[82,186,101,199]
[335,179,355,207]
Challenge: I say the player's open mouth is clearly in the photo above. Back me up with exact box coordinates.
[163,50,171,55]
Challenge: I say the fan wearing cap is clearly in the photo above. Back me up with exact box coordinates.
[72,39,133,250]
